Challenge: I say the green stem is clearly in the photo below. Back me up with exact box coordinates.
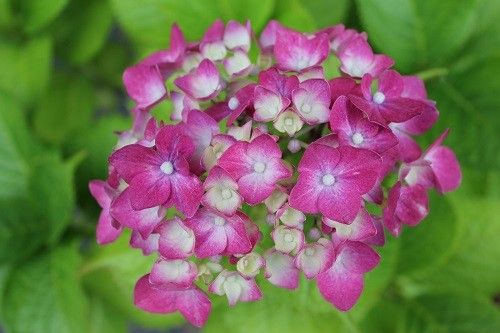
[415,67,449,81]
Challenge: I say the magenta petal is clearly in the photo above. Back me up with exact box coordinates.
[130,231,159,255]
[123,64,167,109]
[96,210,122,245]
[134,275,211,328]
[174,59,220,100]
[157,218,195,259]
[111,188,165,238]
[396,184,429,226]
[128,172,171,210]
[169,173,202,218]
[274,28,329,71]
[155,125,195,159]
[316,268,364,311]
[175,288,212,328]
[289,172,322,214]
[109,144,161,183]
[134,275,177,314]
[426,146,462,193]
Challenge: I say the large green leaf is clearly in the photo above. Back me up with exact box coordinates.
[111,0,275,54]
[299,0,350,28]
[408,196,500,297]
[0,95,30,199]
[88,297,127,333]
[55,0,113,64]
[404,293,500,333]
[0,36,52,106]
[356,0,480,72]
[274,0,317,31]
[396,193,460,276]
[17,0,69,34]
[205,279,352,333]
[28,152,80,245]
[81,232,184,328]
[33,73,95,145]
[2,243,89,333]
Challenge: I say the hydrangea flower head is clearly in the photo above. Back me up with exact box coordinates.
[90,19,461,327]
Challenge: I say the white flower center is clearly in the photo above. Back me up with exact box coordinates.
[301,104,311,114]
[284,232,294,243]
[253,161,266,173]
[352,132,364,145]
[284,116,294,127]
[226,275,237,283]
[160,161,174,174]
[214,216,226,226]
[221,188,233,199]
[228,97,239,110]
[373,91,385,104]
[322,174,336,186]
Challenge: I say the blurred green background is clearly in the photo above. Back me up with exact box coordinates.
[0,0,499,332]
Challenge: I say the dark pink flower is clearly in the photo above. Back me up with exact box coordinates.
[109,125,202,216]
[134,274,211,327]
[274,28,329,72]
[400,130,461,193]
[330,96,398,154]
[338,36,393,78]
[383,182,429,237]
[88,180,123,244]
[316,241,380,311]
[185,208,252,258]
[264,249,300,289]
[289,143,381,223]
[349,70,429,124]
[218,134,292,204]
[157,217,195,259]
[123,64,167,110]
[292,78,332,124]
[174,59,221,100]
[149,258,198,288]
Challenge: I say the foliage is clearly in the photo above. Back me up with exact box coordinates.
[0,0,498,332]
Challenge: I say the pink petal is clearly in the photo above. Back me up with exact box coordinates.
[293,79,331,124]
[168,172,202,218]
[111,188,165,238]
[295,241,334,279]
[123,64,167,109]
[109,144,161,183]
[134,274,177,314]
[325,208,377,242]
[174,59,220,100]
[227,84,257,125]
[274,29,329,71]
[155,125,195,158]
[317,267,364,311]
[130,231,159,255]
[329,77,362,101]
[182,110,219,175]
[224,50,252,77]
[175,288,212,327]
[259,20,281,54]
[264,250,300,289]
[150,259,198,287]
[425,146,461,193]
[157,218,195,259]
[128,171,171,210]
[253,86,288,122]
[223,20,251,52]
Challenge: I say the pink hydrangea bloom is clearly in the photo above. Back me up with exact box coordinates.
[90,19,461,326]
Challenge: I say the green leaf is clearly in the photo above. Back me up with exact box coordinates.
[0,0,13,29]
[2,243,89,333]
[0,265,11,319]
[0,95,30,199]
[111,0,275,54]
[28,152,79,245]
[396,193,460,276]
[88,297,127,333]
[408,196,500,297]
[66,115,130,207]
[424,57,500,169]
[404,293,500,333]
[299,0,350,28]
[274,0,317,31]
[33,73,95,145]
[356,0,480,72]
[18,0,69,33]
[205,280,352,333]
[81,232,184,328]
[0,36,52,106]
[57,0,113,65]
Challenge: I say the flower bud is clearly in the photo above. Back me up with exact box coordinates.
[287,139,301,153]
[236,252,265,278]
[271,225,304,255]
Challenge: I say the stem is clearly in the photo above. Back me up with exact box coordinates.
[415,67,449,81]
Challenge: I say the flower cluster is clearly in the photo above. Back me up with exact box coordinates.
[90,20,461,327]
